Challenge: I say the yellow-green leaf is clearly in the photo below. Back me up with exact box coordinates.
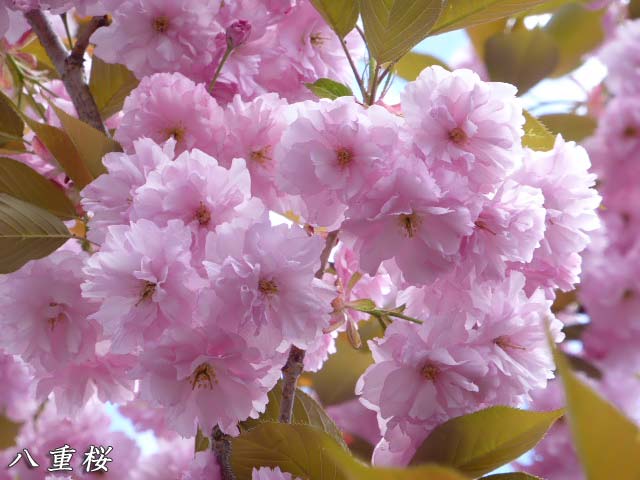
[232,423,468,480]
[630,0,640,19]
[544,3,605,77]
[241,380,346,448]
[359,0,445,65]
[305,333,373,405]
[552,339,640,479]
[522,110,556,151]
[0,90,25,142]
[0,414,22,450]
[52,105,121,180]
[195,427,210,453]
[395,51,449,81]
[309,0,359,37]
[430,0,561,36]
[410,406,564,477]
[538,113,597,142]
[89,58,139,120]
[466,19,506,58]
[0,157,77,220]
[23,117,94,189]
[19,34,56,72]
[0,193,72,274]
[485,29,559,94]
[306,78,354,99]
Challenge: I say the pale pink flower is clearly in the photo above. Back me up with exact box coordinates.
[343,164,474,285]
[82,219,200,353]
[402,66,524,194]
[0,352,36,422]
[181,450,221,480]
[136,328,279,436]
[356,318,486,426]
[0,250,99,368]
[326,398,381,447]
[599,19,640,96]
[119,396,177,439]
[276,98,402,228]
[132,152,265,260]
[203,222,333,352]
[460,179,546,281]
[221,93,288,205]
[303,331,336,372]
[512,137,601,294]
[92,0,223,79]
[132,437,195,480]
[82,138,173,243]
[115,73,226,157]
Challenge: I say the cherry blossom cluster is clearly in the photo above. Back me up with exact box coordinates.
[522,16,640,479]
[0,1,605,477]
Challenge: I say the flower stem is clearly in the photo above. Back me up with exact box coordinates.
[208,46,233,93]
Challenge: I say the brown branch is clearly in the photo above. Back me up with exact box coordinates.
[23,10,107,133]
[70,15,110,66]
[279,230,340,424]
[212,426,236,480]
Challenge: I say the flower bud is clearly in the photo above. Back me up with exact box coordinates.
[226,20,252,49]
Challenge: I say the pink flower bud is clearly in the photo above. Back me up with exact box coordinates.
[226,20,252,48]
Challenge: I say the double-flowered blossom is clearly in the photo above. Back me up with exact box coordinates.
[402,66,524,194]
[252,467,300,480]
[599,18,640,96]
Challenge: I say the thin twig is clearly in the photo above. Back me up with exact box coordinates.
[23,10,107,133]
[339,36,367,101]
[212,426,236,480]
[279,230,339,424]
[69,15,110,66]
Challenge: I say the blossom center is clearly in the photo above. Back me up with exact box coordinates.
[475,219,497,235]
[250,146,272,165]
[449,127,468,145]
[420,363,440,381]
[189,362,217,390]
[336,147,353,168]
[258,278,279,296]
[195,202,211,226]
[47,302,65,330]
[623,126,638,138]
[136,281,157,306]
[310,32,327,47]
[494,335,526,351]
[165,125,185,142]
[398,212,421,238]
[623,289,635,300]
[153,16,170,33]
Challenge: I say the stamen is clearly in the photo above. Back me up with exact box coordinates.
[449,127,468,145]
[153,16,170,33]
[258,278,278,296]
[136,281,157,307]
[194,202,211,226]
[189,363,217,390]
[398,213,421,238]
[336,147,353,168]
[494,335,527,351]
[420,363,440,381]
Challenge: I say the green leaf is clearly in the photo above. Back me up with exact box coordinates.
[346,298,377,312]
[0,193,72,274]
[359,0,444,65]
[0,414,22,450]
[305,78,354,100]
[466,19,507,58]
[241,380,346,448]
[544,3,605,77]
[522,110,556,151]
[89,58,139,120]
[395,51,449,81]
[630,0,640,19]
[305,333,373,405]
[23,117,94,189]
[410,406,564,477]
[430,0,562,36]
[309,0,359,37]
[538,113,597,142]
[52,105,121,180]
[552,339,640,479]
[0,91,25,142]
[485,29,559,94]
[0,157,77,220]
[481,474,541,480]
[231,423,469,480]
[195,427,210,453]
[20,34,56,72]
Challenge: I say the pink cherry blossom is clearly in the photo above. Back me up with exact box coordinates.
[203,222,333,352]
[135,328,279,436]
[599,19,640,96]
[132,152,265,261]
[0,352,36,422]
[132,437,195,480]
[276,97,402,228]
[402,66,524,194]
[92,0,223,79]
[82,138,173,243]
[82,219,200,353]
[115,73,226,157]
[512,137,601,295]
[252,467,301,480]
